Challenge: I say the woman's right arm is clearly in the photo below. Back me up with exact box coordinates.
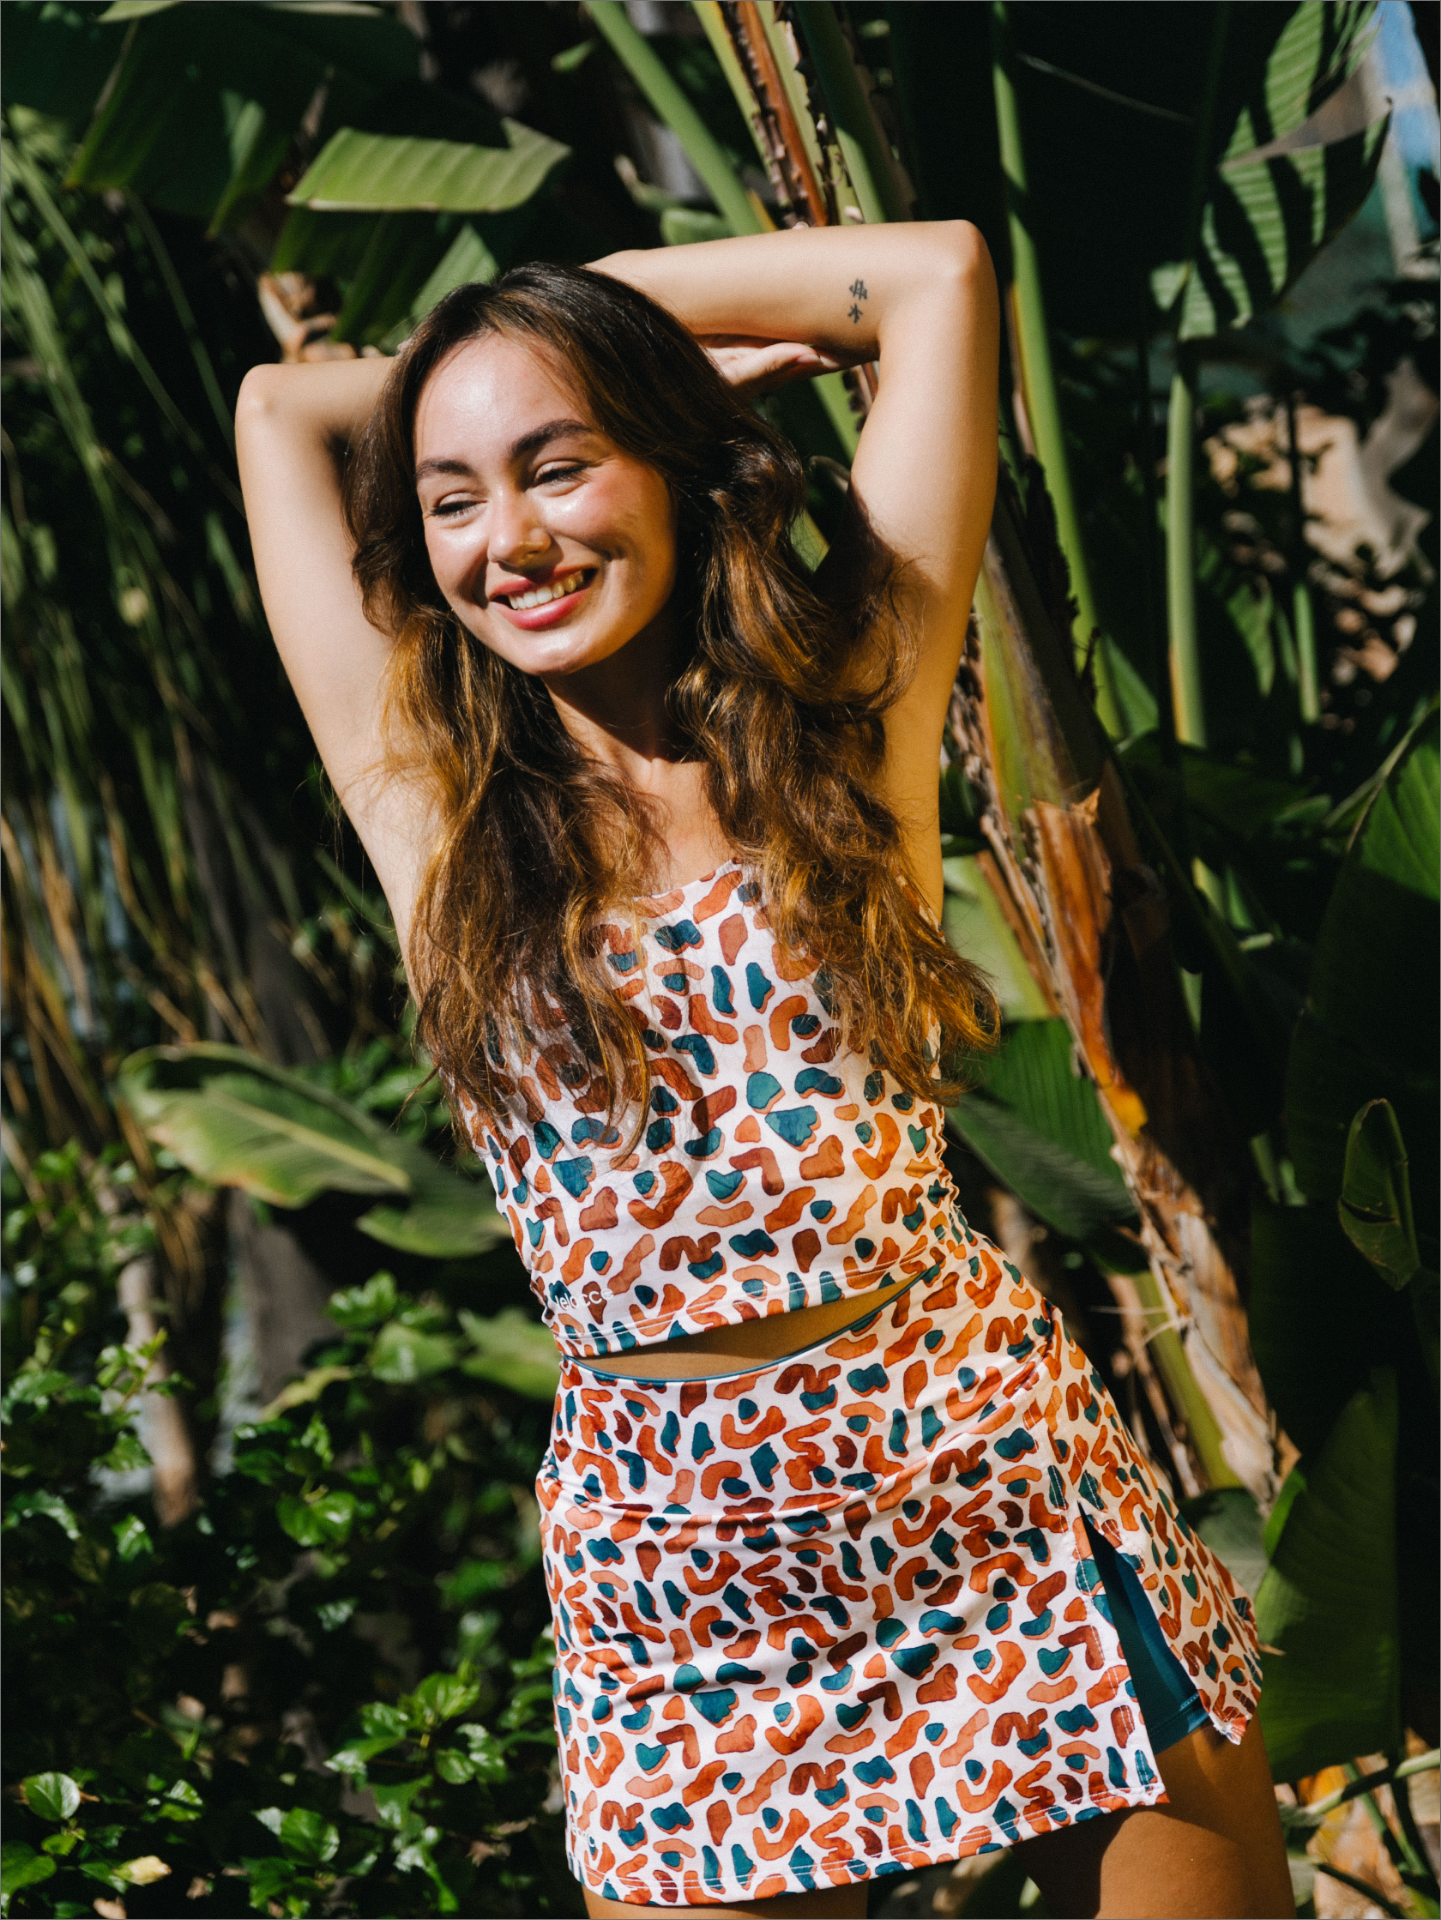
[236,358,430,946]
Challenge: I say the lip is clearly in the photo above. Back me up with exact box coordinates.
[490,567,596,631]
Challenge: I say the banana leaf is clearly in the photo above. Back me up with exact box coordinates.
[354,1140,509,1261]
[63,4,419,226]
[119,1044,412,1205]
[286,124,569,217]
[1158,3,1391,341]
[1256,1371,1402,1780]
[1249,1193,1402,1457]
[1340,1098,1421,1288]
[117,1044,506,1258]
[1285,716,1439,1219]
[459,1308,561,1402]
[950,1019,1137,1244]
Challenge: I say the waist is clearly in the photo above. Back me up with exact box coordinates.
[561,1283,891,1380]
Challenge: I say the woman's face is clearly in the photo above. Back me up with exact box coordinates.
[413,333,678,686]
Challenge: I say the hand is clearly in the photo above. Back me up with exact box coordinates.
[697,334,856,401]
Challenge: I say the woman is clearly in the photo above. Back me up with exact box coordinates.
[237,224,1292,1920]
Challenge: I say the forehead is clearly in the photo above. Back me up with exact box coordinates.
[413,333,595,458]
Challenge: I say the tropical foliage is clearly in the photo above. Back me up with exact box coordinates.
[2,3,1437,1917]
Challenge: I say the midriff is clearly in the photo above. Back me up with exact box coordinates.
[568,1286,886,1379]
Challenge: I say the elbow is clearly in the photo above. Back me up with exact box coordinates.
[936,220,995,292]
[929,222,998,337]
[235,362,278,443]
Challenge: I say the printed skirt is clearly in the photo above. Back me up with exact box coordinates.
[538,1233,1262,1908]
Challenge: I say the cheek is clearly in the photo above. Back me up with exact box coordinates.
[423,524,482,601]
[559,473,675,571]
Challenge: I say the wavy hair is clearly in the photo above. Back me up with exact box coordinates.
[343,262,994,1129]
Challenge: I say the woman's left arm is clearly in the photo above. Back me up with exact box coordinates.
[594,223,999,904]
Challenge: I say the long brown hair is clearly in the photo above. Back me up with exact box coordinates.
[343,262,994,1128]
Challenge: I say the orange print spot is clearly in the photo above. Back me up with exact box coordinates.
[966,1640,1027,1705]
[627,1162,694,1230]
[854,1112,900,1180]
[800,1134,845,1181]
[917,1663,958,1704]
[826,1185,878,1247]
[579,1188,618,1232]
[764,1187,815,1232]
[718,913,748,964]
[764,1694,823,1756]
[737,1760,786,1813]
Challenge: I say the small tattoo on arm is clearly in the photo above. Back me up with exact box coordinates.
[847,277,868,324]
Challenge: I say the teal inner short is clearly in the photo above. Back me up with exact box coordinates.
[1083,1517,1213,1756]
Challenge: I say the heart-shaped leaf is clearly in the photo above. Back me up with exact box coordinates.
[23,1773,80,1823]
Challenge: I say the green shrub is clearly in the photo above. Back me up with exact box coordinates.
[1,1147,578,1919]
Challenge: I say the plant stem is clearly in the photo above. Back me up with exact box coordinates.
[1286,391,1320,724]
[1128,1264,1241,1489]
[793,4,908,225]
[1312,1863,1401,1918]
[1135,304,1179,769]
[989,2,1122,738]
[1165,348,1205,749]
[588,2,764,238]
[1163,0,1230,753]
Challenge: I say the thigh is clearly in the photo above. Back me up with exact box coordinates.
[1016,1713,1295,1920]
[584,1883,868,1919]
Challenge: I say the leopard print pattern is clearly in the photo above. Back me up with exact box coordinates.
[541,1245,1262,1908]
[462,866,966,1361]
[456,866,1263,1904]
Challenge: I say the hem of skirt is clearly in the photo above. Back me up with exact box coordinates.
[1078,1506,1262,1753]
[565,1774,1174,1908]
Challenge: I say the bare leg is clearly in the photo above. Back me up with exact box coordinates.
[1017,1713,1295,1919]
[583,1882,867,1919]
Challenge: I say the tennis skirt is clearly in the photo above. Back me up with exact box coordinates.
[538,1239,1262,1908]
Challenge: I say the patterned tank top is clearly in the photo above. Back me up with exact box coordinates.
[457,865,961,1360]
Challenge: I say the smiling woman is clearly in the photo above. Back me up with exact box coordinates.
[235,228,1292,1920]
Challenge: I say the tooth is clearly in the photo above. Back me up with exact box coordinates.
[506,571,583,611]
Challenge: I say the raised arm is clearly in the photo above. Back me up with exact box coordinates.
[235,355,430,946]
[594,223,999,904]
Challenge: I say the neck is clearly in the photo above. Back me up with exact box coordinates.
[541,603,688,787]
[538,605,729,886]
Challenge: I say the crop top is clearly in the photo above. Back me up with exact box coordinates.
[455,865,965,1360]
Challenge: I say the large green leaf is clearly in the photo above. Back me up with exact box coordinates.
[286,123,569,215]
[1159,3,1389,340]
[1340,1099,1421,1288]
[1179,1486,1268,1601]
[119,1045,410,1206]
[950,1020,1136,1243]
[1,5,128,130]
[1256,1371,1402,1781]
[1286,718,1439,1216]
[65,4,419,226]
[1249,1195,1400,1458]
[458,1308,560,1402]
[117,1045,506,1257]
[355,1140,508,1260]
[941,857,1051,1022]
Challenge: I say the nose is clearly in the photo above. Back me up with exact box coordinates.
[489,485,554,573]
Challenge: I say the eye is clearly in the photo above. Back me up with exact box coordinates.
[535,462,586,486]
[428,496,477,519]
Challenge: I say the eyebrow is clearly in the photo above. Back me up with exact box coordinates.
[414,418,595,484]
